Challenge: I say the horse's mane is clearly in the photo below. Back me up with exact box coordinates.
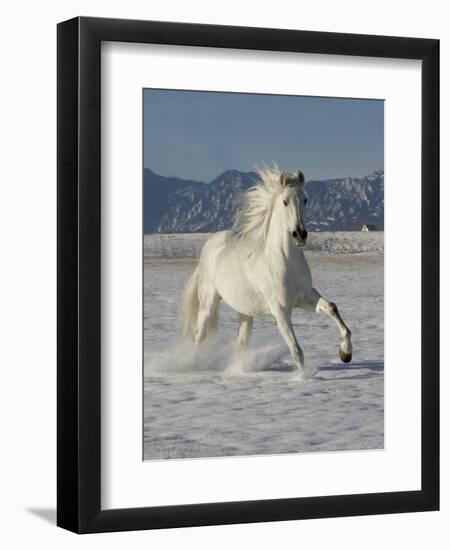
[232,164,283,253]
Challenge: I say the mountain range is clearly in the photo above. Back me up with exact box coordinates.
[143,168,384,233]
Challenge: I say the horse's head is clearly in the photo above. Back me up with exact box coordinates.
[274,171,308,247]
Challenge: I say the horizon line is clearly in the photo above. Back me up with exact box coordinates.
[143,166,384,184]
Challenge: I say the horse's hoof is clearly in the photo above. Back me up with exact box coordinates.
[339,348,352,363]
[292,368,305,382]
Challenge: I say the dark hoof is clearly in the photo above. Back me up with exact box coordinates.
[339,348,352,363]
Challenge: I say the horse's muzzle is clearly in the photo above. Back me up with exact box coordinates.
[292,228,308,246]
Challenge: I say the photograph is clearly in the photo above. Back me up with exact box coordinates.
[143,89,385,461]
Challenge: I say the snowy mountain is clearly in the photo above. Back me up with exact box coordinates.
[144,168,384,233]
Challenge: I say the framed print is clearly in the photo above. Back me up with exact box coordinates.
[57,17,439,533]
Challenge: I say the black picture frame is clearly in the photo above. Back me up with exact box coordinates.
[57,16,439,533]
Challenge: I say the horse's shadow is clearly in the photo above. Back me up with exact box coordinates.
[313,360,384,381]
[260,363,297,373]
[256,360,384,378]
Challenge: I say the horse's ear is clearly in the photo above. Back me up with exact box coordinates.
[279,172,286,186]
[298,171,305,187]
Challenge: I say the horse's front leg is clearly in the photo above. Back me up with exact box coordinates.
[302,288,352,363]
[269,304,305,376]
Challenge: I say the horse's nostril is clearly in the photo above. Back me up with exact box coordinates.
[292,231,298,238]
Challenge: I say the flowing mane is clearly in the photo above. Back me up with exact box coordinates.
[232,164,283,252]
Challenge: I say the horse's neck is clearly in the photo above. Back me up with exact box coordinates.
[265,225,301,267]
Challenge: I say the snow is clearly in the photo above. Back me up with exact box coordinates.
[144,233,384,460]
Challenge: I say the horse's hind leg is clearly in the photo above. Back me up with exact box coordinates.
[237,314,253,347]
[302,288,352,363]
[194,287,220,345]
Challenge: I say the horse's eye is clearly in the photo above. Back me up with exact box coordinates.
[283,199,289,206]
[304,198,308,205]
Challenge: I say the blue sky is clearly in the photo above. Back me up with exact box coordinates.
[143,89,384,182]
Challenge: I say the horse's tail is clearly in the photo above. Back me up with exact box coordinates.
[178,264,201,338]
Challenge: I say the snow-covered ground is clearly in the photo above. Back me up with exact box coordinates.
[144,233,384,460]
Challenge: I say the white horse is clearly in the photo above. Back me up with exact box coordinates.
[178,166,352,378]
